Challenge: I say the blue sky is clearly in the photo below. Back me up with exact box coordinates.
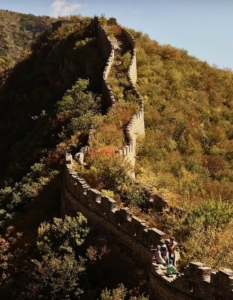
[1,0,233,70]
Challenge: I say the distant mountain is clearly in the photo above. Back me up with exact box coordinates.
[0,10,55,71]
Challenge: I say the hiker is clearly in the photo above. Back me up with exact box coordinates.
[165,240,172,258]
[170,237,176,264]
[155,245,166,265]
[160,243,168,262]
[166,260,179,276]
[167,237,176,266]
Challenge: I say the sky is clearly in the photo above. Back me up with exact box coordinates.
[1,0,233,70]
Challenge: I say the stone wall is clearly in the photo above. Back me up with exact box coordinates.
[61,154,166,264]
[150,262,233,300]
[96,21,112,61]
[122,28,137,84]
[62,155,233,300]
[61,18,233,300]
[116,29,145,170]
[96,19,116,108]
[92,19,145,170]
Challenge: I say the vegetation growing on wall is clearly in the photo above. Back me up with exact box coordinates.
[73,17,143,209]
[1,9,233,297]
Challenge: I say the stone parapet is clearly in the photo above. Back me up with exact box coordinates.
[95,18,116,108]
[150,261,233,299]
[122,28,137,84]
[62,155,166,251]
[61,18,233,300]
[63,155,233,299]
[115,29,145,172]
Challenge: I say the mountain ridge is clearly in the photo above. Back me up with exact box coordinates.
[1,10,233,299]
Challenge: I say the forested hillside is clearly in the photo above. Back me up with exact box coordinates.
[1,10,233,299]
[0,12,148,299]
[0,10,55,71]
[129,30,233,267]
[134,31,233,204]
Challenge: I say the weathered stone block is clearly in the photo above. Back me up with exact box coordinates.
[115,207,131,220]
[86,188,102,203]
[66,153,72,164]
[148,228,166,245]
[100,196,117,211]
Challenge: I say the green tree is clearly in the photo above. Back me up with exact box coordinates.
[177,199,233,269]
[185,199,233,230]
[57,79,99,114]
[22,214,89,299]
[24,252,86,300]
[37,213,89,254]
[100,284,127,300]
[100,284,148,300]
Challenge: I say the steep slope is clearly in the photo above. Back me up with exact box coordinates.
[0,10,55,71]
[66,19,233,271]
[133,32,233,206]
[130,30,233,269]
[62,19,233,300]
[1,10,233,298]
[0,15,108,299]
[0,17,104,183]
[0,15,149,300]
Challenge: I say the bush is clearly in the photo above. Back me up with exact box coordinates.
[119,182,143,206]
[57,79,99,114]
[185,199,233,230]
[101,189,114,198]
[100,284,148,300]
[83,155,133,191]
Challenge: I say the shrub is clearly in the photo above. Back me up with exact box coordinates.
[180,222,233,269]
[100,283,148,300]
[101,189,114,198]
[83,155,133,191]
[37,213,89,254]
[119,182,143,207]
[185,199,233,230]
[57,79,99,114]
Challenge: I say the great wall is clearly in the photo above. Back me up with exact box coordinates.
[55,18,233,300]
